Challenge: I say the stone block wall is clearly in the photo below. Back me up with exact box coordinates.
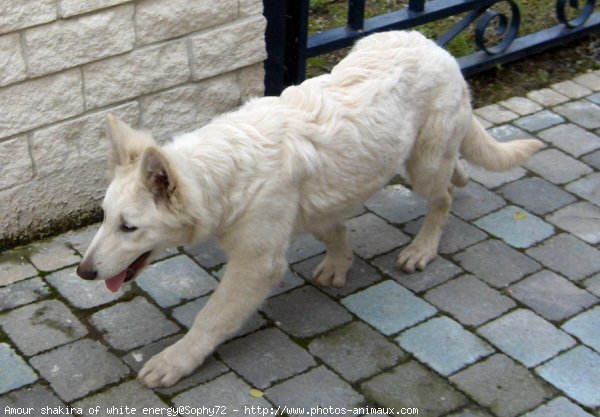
[0,0,267,247]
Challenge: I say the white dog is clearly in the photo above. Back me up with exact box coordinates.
[77,31,542,387]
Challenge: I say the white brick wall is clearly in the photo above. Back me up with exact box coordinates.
[0,0,267,246]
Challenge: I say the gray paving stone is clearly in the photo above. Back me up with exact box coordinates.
[554,100,600,129]
[587,91,600,105]
[509,270,597,322]
[523,396,595,417]
[499,97,543,116]
[0,250,37,287]
[90,297,179,351]
[523,149,592,184]
[269,268,305,297]
[292,254,381,298]
[364,184,427,224]
[527,88,569,107]
[170,296,208,327]
[287,233,325,264]
[29,339,129,402]
[513,110,565,132]
[309,321,405,382]
[552,80,592,98]
[476,115,493,129]
[262,286,352,337]
[0,300,87,356]
[0,278,49,312]
[447,409,494,417]
[582,149,600,170]
[361,360,467,414]
[574,72,600,91]
[566,172,600,206]
[211,265,304,297]
[478,309,576,367]
[184,237,228,269]
[425,275,516,327]
[405,214,487,255]
[136,255,218,308]
[373,248,462,293]
[536,345,600,408]
[26,239,80,272]
[73,380,167,416]
[46,267,130,309]
[397,316,493,376]
[454,240,541,288]
[527,234,600,281]
[562,306,600,354]
[489,124,535,142]
[538,123,600,157]
[59,224,99,255]
[451,182,506,221]
[475,104,518,124]
[0,343,37,395]
[172,295,266,338]
[464,161,527,189]
[498,177,577,216]
[266,366,364,415]
[342,280,436,335]
[345,213,409,259]
[122,334,228,396]
[0,384,68,415]
[218,328,315,389]
[172,372,272,414]
[151,246,180,262]
[584,273,600,297]
[546,202,600,244]
[475,206,555,249]
[450,354,554,417]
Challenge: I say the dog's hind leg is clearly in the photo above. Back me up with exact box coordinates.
[311,223,353,288]
[396,115,462,273]
[396,166,454,273]
[451,160,469,187]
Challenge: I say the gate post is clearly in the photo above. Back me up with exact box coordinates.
[263,0,309,96]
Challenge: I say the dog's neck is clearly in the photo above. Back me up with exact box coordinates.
[164,123,272,246]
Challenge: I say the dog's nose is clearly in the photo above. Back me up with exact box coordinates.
[76,262,97,280]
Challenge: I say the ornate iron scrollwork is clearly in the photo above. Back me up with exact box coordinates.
[475,1,521,55]
[556,0,595,28]
[438,0,521,56]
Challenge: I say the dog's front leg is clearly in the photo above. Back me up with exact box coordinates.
[138,252,286,388]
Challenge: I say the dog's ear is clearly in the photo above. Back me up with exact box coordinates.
[106,114,155,168]
[140,147,178,203]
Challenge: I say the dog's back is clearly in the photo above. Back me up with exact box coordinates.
[272,31,470,225]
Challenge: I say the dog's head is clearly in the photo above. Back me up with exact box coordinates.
[76,115,191,292]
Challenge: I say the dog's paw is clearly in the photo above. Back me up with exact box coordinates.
[396,242,437,273]
[138,342,201,388]
[312,254,352,288]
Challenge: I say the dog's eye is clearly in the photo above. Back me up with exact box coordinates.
[120,223,138,233]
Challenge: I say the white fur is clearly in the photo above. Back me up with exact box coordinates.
[77,31,542,387]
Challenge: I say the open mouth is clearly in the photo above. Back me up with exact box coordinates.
[105,251,152,293]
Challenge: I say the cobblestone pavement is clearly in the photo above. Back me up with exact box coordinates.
[2,71,600,417]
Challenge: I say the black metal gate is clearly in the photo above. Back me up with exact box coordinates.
[263,0,600,96]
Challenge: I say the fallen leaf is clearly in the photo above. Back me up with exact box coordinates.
[249,388,264,398]
[513,211,527,220]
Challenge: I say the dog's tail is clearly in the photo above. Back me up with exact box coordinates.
[460,116,543,172]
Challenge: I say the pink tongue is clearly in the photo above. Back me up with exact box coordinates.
[105,271,127,293]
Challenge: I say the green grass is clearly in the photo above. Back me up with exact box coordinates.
[306,0,600,105]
